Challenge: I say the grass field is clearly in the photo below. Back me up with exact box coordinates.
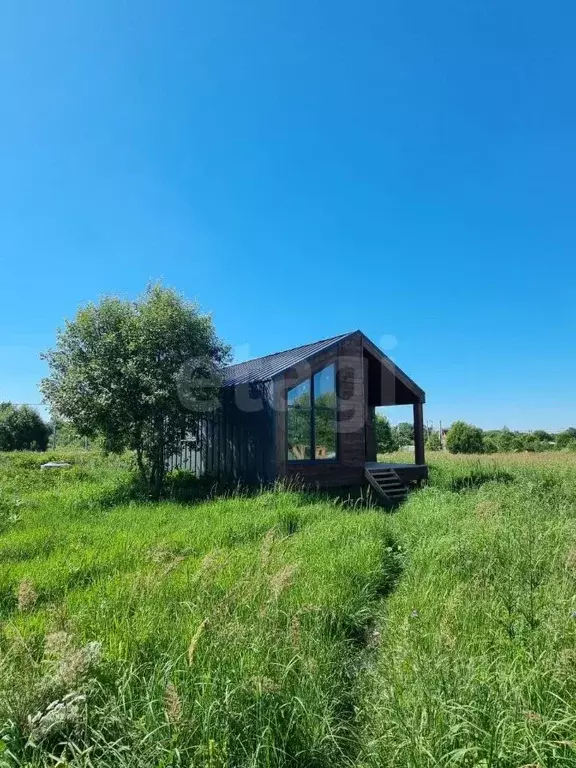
[2,451,576,766]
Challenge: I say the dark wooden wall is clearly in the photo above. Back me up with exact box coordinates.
[169,382,275,483]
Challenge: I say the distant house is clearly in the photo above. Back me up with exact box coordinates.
[170,331,427,504]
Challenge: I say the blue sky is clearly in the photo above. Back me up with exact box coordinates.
[1,0,575,430]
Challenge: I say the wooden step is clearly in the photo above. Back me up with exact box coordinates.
[365,468,409,507]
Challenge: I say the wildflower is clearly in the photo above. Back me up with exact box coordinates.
[27,692,86,743]
[17,579,38,612]
[410,609,420,619]
[188,619,208,666]
[164,682,182,725]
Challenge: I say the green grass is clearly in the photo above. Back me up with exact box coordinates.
[0,451,399,767]
[4,450,576,767]
[361,451,576,767]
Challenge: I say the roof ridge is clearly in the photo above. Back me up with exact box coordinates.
[225,332,352,369]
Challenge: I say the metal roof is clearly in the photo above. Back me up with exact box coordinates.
[223,333,351,386]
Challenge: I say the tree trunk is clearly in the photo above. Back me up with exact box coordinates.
[135,444,148,486]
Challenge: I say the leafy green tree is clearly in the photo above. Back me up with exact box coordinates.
[425,431,442,451]
[393,421,414,447]
[533,429,553,443]
[41,284,229,495]
[375,413,399,452]
[556,428,576,449]
[0,403,50,451]
[495,427,520,452]
[483,436,498,453]
[446,421,484,454]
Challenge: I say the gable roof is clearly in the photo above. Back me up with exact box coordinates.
[223,331,425,403]
[224,333,349,386]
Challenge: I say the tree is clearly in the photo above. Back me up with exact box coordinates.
[425,431,442,451]
[41,284,230,495]
[0,403,50,451]
[483,436,498,453]
[393,421,414,447]
[445,421,484,454]
[533,429,553,443]
[495,427,521,453]
[375,413,399,453]
[556,428,576,449]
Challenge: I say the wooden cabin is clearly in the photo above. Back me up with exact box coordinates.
[170,331,427,505]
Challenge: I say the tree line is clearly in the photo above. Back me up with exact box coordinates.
[375,413,576,455]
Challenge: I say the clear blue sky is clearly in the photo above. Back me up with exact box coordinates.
[1,0,575,430]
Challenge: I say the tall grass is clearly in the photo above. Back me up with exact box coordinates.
[4,450,576,767]
[362,452,576,767]
[0,452,399,767]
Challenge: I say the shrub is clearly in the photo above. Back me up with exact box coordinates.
[393,422,414,447]
[483,436,498,453]
[375,414,399,452]
[445,421,484,454]
[556,428,576,449]
[0,403,50,451]
[425,432,442,451]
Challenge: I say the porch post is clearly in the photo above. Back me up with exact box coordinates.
[413,401,425,465]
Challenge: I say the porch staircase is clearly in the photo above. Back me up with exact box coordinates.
[365,467,409,507]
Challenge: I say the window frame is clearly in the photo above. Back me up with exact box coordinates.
[286,361,339,464]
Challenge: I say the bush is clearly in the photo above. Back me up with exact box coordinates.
[483,437,498,453]
[375,414,399,452]
[393,422,414,447]
[0,403,50,451]
[445,421,484,454]
[556,428,576,449]
[425,432,442,451]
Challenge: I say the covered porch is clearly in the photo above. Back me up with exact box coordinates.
[362,337,427,503]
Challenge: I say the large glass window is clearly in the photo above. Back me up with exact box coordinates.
[286,364,337,461]
[287,379,311,460]
[314,365,337,459]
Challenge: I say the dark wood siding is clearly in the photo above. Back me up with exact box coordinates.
[169,382,275,483]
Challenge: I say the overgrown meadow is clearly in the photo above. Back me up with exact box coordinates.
[0,452,397,767]
[2,451,576,767]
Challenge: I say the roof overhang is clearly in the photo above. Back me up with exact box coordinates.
[360,332,426,405]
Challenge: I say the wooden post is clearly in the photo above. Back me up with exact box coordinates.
[413,402,425,466]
